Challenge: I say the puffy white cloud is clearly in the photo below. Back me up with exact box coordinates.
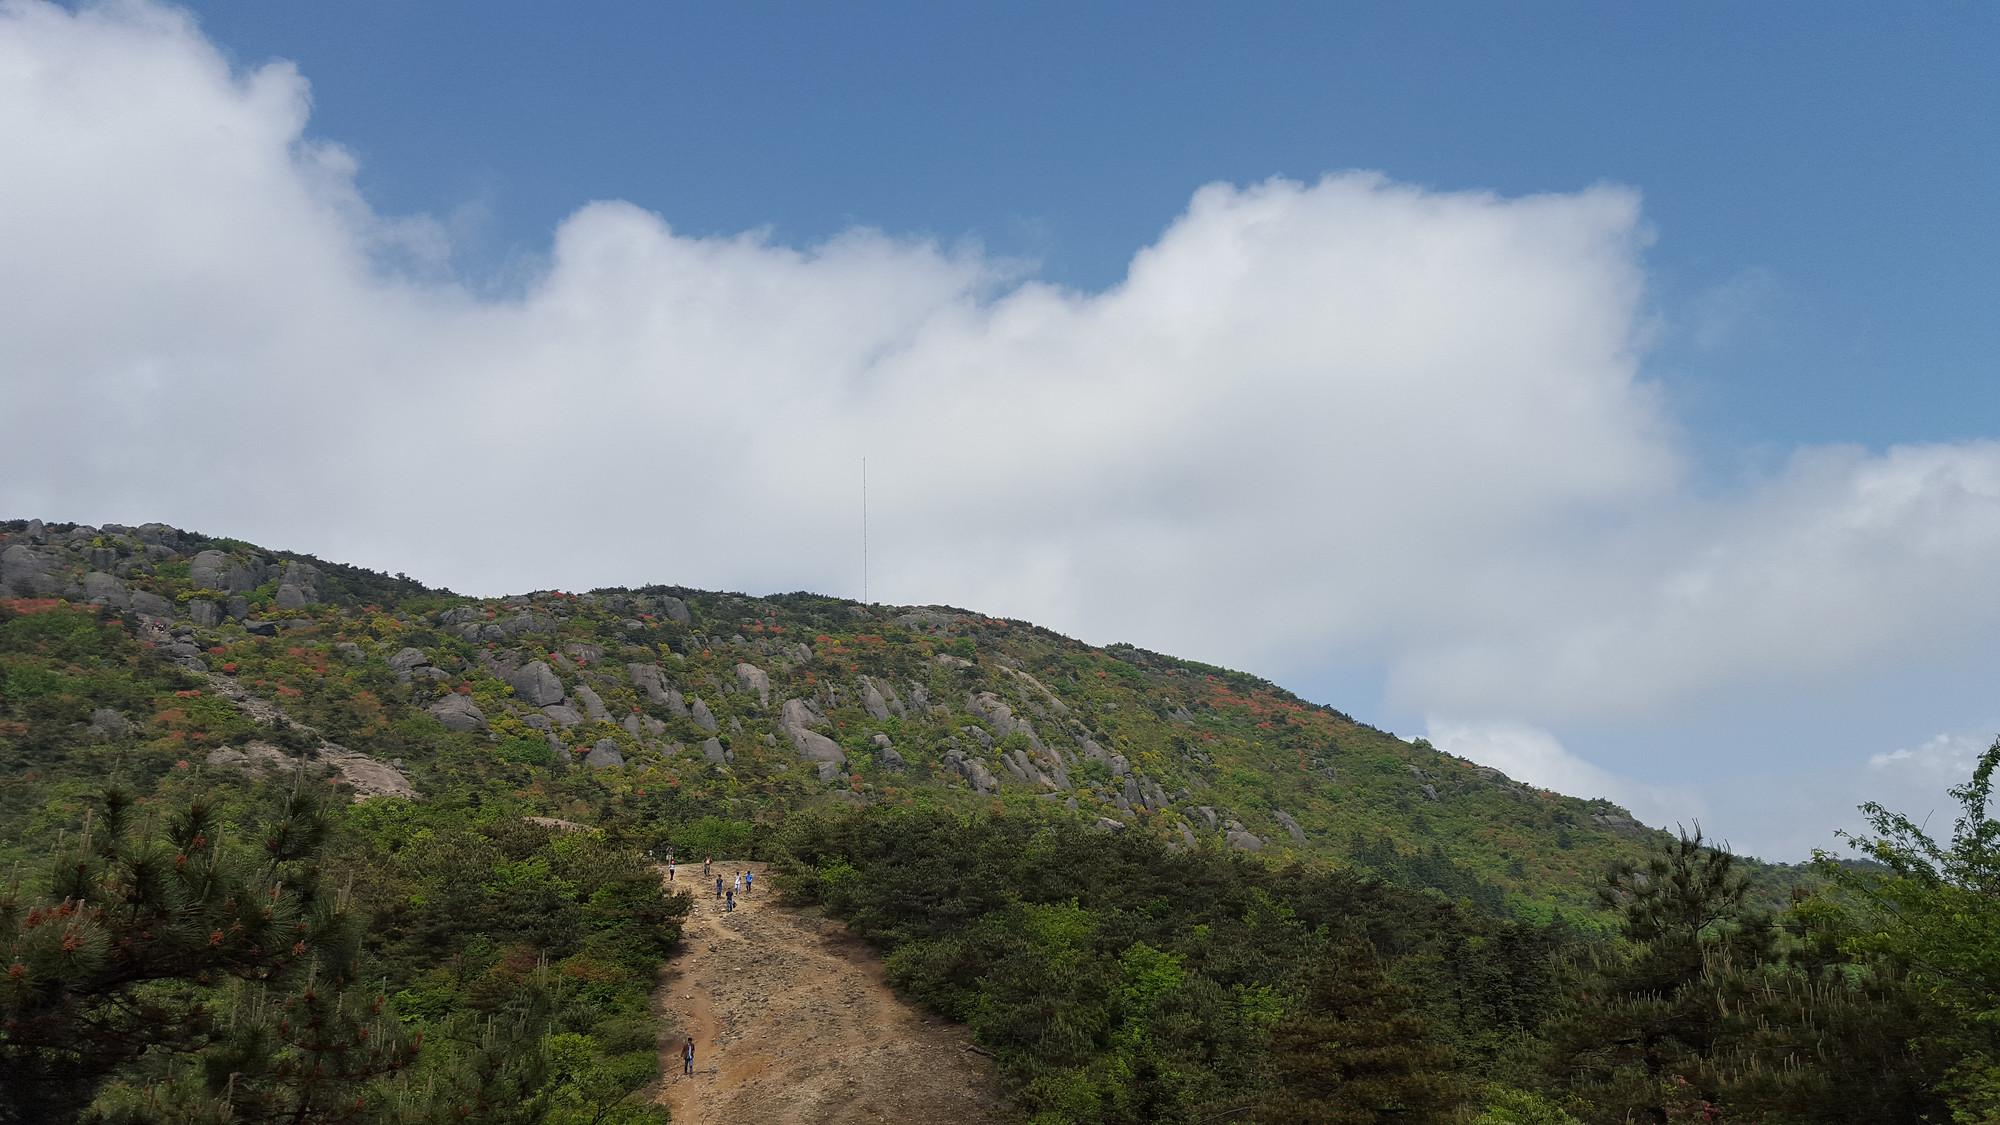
[7,0,2000,857]
[1424,718,1704,831]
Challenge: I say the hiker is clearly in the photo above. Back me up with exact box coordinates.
[682,1036,695,1076]
[733,872,743,896]
[726,887,735,910]
[704,856,712,877]
[715,874,725,899]
[667,860,675,881]
[744,870,753,896]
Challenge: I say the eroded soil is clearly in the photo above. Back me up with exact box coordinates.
[653,862,1005,1125]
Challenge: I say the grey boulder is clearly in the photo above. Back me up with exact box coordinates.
[778,698,846,765]
[702,737,733,764]
[1272,810,1308,844]
[129,591,173,617]
[508,661,565,706]
[81,571,129,607]
[861,679,891,721]
[733,662,770,707]
[573,684,611,722]
[87,708,133,740]
[584,739,625,769]
[188,599,221,627]
[543,704,584,728]
[690,695,719,732]
[1223,821,1264,852]
[428,694,487,732]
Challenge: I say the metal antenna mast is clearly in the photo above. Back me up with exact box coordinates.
[862,458,869,606]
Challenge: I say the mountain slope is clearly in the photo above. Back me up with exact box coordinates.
[1,515,1667,916]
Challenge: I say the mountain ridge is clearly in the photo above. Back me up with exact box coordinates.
[0,514,1700,918]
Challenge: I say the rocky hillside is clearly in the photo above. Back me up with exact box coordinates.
[1,515,1664,914]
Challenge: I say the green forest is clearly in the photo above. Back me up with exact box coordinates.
[2,519,1997,1123]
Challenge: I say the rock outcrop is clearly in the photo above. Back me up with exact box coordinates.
[778,698,846,767]
[508,661,565,706]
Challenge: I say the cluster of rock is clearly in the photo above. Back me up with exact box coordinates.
[0,520,332,643]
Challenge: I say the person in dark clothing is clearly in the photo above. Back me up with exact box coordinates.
[682,1036,695,1075]
[725,887,735,911]
[715,874,725,898]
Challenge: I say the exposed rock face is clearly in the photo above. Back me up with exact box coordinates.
[966,691,1020,734]
[1177,822,1199,848]
[388,648,431,675]
[1192,806,1219,831]
[651,596,692,624]
[565,643,604,665]
[81,571,128,607]
[702,737,732,764]
[860,678,892,721]
[778,698,846,766]
[585,739,625,769]
[188,599,221,627]
[543,704,583,727]
[573,684,611,722]
[188,550,231,591]
[129,591,173,617]
[1,544,57,596]
[940,747,998,793]
[317,745,416,801]
[87,708,132,740]
[733,663,770,707]
[428,693,487,732]
[206,742,305,778]
[1095,817,1128,833]
[627,663,667,698]
[334,642,365,663]
[880,746,907,772]
[689,696,719,732]
[1109,753,1130,778]
[1272,809,1307,844]
[509,661,565,706]
[1224,820,1264,852]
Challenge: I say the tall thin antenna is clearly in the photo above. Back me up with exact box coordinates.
[862,457,869,606]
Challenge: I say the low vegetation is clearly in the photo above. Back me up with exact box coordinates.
[1,518,1994,1122]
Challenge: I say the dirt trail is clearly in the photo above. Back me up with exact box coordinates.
[653,862,1004,1125]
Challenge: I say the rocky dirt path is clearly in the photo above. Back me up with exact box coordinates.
[653,862,1005,1125]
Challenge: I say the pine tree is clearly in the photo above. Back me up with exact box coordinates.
[1,783,411,1122]
[1256,938,1457,1125]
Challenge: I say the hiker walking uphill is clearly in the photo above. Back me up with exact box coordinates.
[716,874,725,899]
[682,1036,695,1077]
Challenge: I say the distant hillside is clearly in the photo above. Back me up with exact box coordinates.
[1,515,1683,915]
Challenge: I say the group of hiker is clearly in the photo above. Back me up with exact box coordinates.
[663,853,755,910]
[670,854,757,1082]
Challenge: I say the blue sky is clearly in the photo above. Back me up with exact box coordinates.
[184,1,1999,452]
[6,1,2000,859]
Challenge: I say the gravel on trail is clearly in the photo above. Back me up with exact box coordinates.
[653,861,1004,1125]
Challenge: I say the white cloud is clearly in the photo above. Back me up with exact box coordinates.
[1424,718,1704,831]
[7,1,2000,857]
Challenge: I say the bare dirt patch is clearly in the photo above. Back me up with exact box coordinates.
[653,862,1005,1125]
